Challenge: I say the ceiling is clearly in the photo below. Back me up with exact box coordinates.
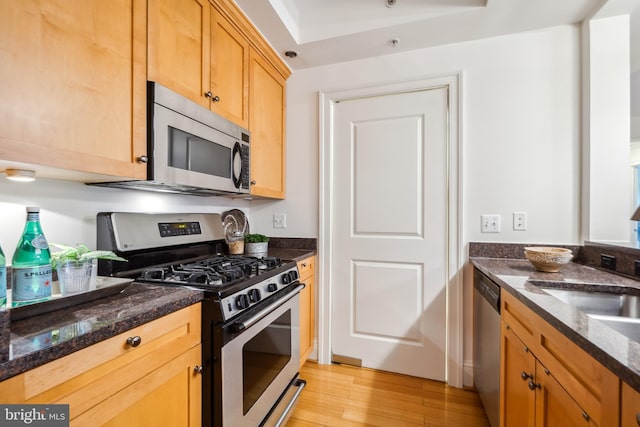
[235,0,605,70]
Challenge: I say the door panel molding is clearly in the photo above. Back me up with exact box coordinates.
[318,72,463,387]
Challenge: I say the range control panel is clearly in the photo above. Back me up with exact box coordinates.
[158,221,202,237]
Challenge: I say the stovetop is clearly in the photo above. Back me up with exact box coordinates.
[139,255,283,289]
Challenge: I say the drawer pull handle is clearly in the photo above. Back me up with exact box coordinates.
[194,365,203,375]
[582,412,589,421]
[126,336,142,347]
[520,372,532,381]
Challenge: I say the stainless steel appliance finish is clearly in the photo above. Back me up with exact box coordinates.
[97,212,306,427]
[90,82,250,196]
[473,270,501,427]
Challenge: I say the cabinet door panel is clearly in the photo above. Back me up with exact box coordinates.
[210,7,249,127]
[536,365,597,427]
[148,0,210,107]
[501,321,535,427]
[249,49,286,199]
[0,0,146,178]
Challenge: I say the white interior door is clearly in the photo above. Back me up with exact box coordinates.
[330,86,449,380]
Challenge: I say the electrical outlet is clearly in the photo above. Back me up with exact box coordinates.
[481,214,501,233]
[273,213,287,229]
[513,212,527,231]
[601,254,616,271]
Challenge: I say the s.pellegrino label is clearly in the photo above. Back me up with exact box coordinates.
[12,265,52,304]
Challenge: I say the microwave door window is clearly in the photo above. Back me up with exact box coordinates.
[168,127,232,179]
[188,136,231,178]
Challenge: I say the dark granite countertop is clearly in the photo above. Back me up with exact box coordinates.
[0,283,203,382]
[471,256,640,391]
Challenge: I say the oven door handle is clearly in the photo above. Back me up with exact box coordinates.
[230,283,305,333]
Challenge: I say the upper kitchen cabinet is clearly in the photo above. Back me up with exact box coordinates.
[148,0,210,109]
[148,0,250,128]
[249,49,287,199]
[0,0,147,180]
[210,5,249,128]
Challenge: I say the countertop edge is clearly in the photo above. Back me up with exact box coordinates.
[0,284,204,382]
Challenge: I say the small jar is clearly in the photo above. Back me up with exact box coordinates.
[227,232,244,255]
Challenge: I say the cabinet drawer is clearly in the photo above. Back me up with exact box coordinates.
[0,303,201,418]
[297,256,315,281]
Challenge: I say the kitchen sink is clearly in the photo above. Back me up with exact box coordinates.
[542,288,640,318]
[538,287,640,342]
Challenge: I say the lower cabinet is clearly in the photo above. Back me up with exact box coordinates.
[501,322,597,427]
[0,304,202,427]
[500,291,619,427]
[622,381,640,427]
[298,256,316,367]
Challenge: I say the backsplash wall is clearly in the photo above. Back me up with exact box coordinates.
[0,178,248,263]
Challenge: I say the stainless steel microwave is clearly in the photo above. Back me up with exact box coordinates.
[91,82,250,196]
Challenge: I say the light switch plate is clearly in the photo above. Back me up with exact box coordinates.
[273,213,286,229]
[481,214,501,233]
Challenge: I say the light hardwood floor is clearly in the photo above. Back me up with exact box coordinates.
[288,362,491,427]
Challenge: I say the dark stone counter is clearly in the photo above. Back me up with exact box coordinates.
[470,255,640,392]
[0,283,203,382]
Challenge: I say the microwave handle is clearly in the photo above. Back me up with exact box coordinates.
[232,141,242,189]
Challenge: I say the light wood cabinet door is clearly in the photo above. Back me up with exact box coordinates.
[298,256,316,366]
[622,381,640,427]
[249,49,286,199]
[73,345,201,427]
[210,6,249,127]
[501,321,536,427]
[0,0,147,179]
[535,363,597,427]
[148,0,210,108]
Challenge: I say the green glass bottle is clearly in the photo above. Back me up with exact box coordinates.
[11,207,52,306]
[0,245,6,307]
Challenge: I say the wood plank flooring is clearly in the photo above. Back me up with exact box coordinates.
[288,362,491,427]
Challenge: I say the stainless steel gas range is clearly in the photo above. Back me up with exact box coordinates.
[96,212,306,427]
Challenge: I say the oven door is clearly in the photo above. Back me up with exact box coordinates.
[221,288,302,427]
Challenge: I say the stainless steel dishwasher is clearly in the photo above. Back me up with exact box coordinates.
[473,269,501,427]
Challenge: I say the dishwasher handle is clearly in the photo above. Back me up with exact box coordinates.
[474,272,501,313]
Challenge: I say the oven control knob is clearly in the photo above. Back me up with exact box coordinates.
[267,283,278,292]
[248,288,261,302]
[235,294,250,309]
[282,271,299,284]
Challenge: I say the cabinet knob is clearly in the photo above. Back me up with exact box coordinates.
[204,91,220,102]
[582,412,590,422]
[527,380,541,391]
[635,413,640,425]
[194,365,203,375]
[250,180,256,186]
[126,336,142,347]
[520,371,532,381]
[136,155,148,164]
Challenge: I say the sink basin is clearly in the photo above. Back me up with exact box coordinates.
[587,314,640,342]
[542,288,640,318]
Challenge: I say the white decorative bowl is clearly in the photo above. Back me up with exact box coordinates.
[524,247,573,273]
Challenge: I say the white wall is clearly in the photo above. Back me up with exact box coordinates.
[0,179,248,262]
[252,24,581,386]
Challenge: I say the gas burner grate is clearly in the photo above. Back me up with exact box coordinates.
[138,255,283,289]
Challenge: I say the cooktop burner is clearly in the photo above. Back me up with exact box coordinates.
[139,255,283,288]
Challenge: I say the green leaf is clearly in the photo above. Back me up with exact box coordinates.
[50,243,127,270]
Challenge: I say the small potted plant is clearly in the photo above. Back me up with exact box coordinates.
[51,244,126,296]
[243,234,269,256]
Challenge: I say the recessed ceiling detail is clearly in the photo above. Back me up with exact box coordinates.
[235,0,604,69]
[267,0,487,44]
